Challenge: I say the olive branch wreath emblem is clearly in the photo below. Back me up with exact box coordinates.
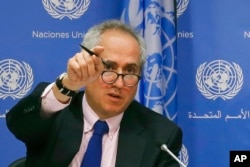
[42,0,90,20]
[176,0,189,18]
[0,61,33,99]
[196,61,243,100]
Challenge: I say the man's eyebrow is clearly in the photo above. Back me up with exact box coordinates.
[105,60,116,67]
[126,63,139,68]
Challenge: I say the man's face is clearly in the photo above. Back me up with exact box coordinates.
[85,29,141,119]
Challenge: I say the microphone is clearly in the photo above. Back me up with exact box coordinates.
[161,144,187,167]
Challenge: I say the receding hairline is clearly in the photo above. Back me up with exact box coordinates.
[82,20,146,69]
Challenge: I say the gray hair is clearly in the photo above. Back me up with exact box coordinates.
[81,20,146,69]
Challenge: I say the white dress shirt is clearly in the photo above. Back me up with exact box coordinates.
[41,83,123,167]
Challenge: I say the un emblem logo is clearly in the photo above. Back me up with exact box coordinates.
[176,0,189,18]
[179,144,189,167]
[196,60,243,100]
[0,59,33,99]
[42,0,90,20]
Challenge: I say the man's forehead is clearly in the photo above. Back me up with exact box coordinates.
[106,60,140,68]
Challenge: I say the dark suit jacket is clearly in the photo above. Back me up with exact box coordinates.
[6,82,183,167]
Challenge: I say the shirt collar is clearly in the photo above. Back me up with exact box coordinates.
[82,94,123,136]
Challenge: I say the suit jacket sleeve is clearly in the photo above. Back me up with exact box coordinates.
[6,82,56,149]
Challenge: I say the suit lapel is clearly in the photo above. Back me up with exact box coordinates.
[49,93,84,166]
[115,103,147,167]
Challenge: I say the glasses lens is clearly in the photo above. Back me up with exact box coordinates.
[102,71,117,83]
[124,75,138,86]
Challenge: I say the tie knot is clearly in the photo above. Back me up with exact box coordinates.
[93,120,109,135]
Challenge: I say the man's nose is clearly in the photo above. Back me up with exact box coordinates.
[112,75,124,88]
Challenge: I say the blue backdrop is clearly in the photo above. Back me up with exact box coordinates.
[177,0,250,166]
[1,0,250,166]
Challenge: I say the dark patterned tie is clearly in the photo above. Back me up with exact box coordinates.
[81,120,109,167]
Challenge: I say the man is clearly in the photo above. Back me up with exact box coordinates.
[6,20,183,167]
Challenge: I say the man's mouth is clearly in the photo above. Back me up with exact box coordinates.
[108,93,121,99]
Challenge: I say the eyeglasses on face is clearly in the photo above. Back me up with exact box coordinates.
[101,71,141,87]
